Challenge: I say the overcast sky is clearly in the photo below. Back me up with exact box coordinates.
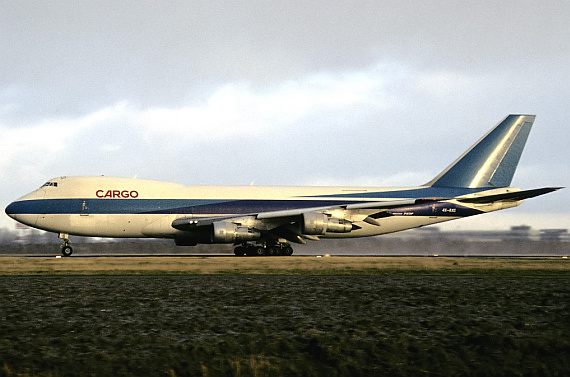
[1,0,569,232]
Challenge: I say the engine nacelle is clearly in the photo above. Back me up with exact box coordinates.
[301,213,352,235]
[212,221,261,243]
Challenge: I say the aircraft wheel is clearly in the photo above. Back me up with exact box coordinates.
[282,245,293,256]
[234,246,246,256]
[61,245,73,257]
[266,246,279,256]
[253,246,265,256]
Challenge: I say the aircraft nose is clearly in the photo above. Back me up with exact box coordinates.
[5,200,39,227]
[5,200,32,220]
[5,201,18,219]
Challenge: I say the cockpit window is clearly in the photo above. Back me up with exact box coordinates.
[41,181,58,188]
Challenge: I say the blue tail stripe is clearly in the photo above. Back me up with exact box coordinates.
[488,120,532,187]
[427,115,535,188]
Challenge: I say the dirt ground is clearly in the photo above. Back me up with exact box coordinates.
[0,274,568,377]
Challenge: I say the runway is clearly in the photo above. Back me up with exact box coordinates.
[0,255,568,276]
[1,253,569,260]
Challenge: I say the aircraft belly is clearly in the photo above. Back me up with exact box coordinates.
[33,214,70,234]
[35,214,178,238]
[141,215,184,237]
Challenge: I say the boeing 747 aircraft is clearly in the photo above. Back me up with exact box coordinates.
[5,115,561,256]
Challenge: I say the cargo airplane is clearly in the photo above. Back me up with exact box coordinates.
[5,114,561,256]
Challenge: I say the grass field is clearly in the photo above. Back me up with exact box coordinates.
[0,257,568,376]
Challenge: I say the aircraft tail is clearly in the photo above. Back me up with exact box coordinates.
[425,114,535,188]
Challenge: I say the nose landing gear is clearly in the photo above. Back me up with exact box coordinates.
[59,233,73,257]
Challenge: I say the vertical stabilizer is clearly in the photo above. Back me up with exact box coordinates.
[426,114,535,188]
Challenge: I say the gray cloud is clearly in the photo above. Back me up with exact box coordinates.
[3,1,568,120]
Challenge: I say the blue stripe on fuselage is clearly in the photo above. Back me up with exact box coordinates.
[6,187,491,216]
[7,198,362,215]
[6,199,209,215]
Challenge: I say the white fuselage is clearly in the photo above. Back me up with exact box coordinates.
[6,176,518,240]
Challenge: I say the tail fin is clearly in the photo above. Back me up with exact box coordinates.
[425,114,535,188]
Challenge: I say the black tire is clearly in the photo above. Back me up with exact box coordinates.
[234,246,246,256]
[61,245,73,257]
[282,245,293,256]
[266,246,279,256]
[253,246,265,256]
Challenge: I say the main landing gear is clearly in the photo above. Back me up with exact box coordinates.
[234,242,293,257]
[59,233,73,257]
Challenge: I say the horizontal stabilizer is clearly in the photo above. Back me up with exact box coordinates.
[458,187,563,204]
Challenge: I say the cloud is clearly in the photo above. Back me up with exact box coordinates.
[416,71,481,98]
[0,101,133,184]
[4,1,567,124]
[0,121,76,177]
[0,64,396,184]
[138,69,391,142]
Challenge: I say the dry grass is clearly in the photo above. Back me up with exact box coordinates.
[0,256,568,276]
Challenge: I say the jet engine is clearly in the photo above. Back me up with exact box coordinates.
[211,221,261,243]
[301,213,352,235]
[174,221,261,245]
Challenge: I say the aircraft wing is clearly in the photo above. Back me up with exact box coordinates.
[171,197,447,232]
[256,197,446,219]
[169,188,560,245]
